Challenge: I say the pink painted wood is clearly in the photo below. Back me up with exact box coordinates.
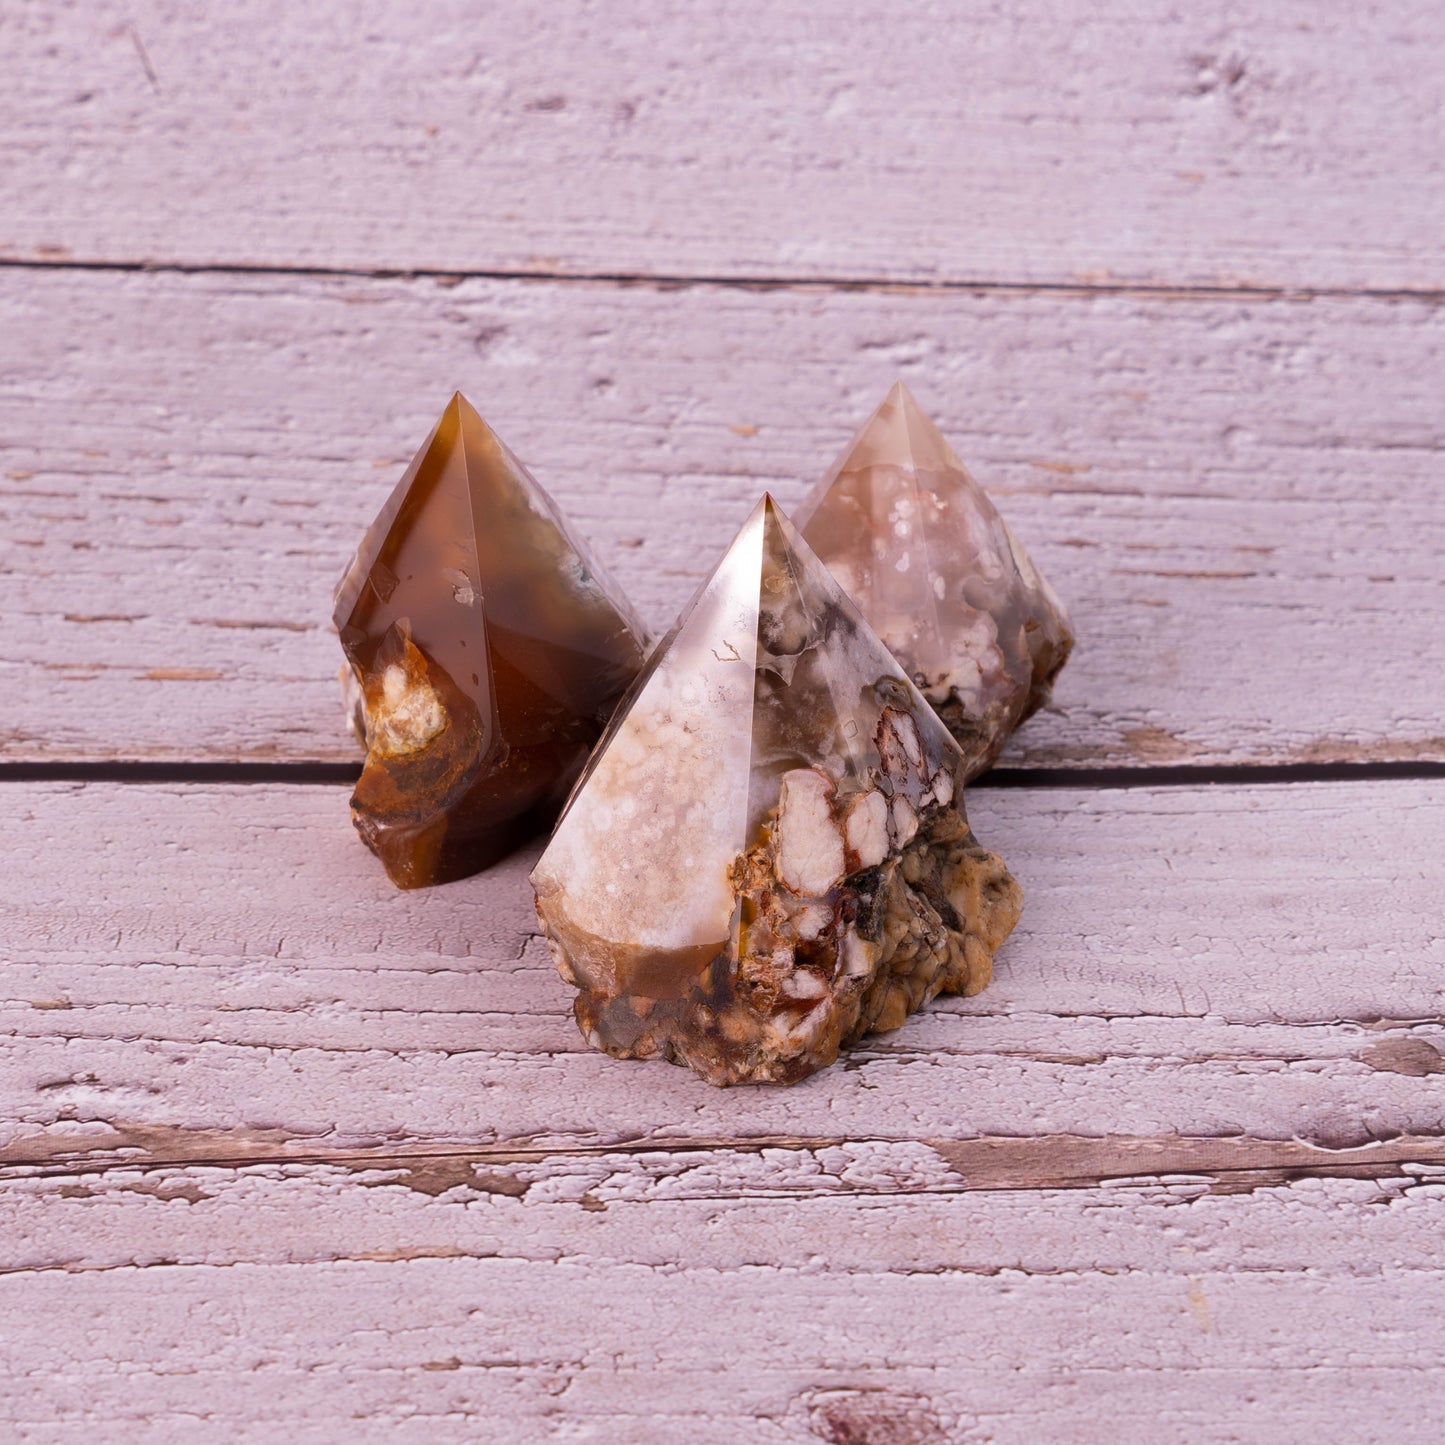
[2,269,1442,768]
[5,780,1443,1151]
[2,0,1444,1438]
[2,1,1442,288]
[4,781,1445,1438]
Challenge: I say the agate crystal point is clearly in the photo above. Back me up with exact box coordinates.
[795,381,1074,779]
[530,496,1022,1086]
[333,393,649,889]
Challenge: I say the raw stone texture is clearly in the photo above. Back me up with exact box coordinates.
[532,497,1021,1085]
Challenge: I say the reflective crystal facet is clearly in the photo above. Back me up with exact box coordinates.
[333,393,649,888]
[795,382,1074,779]
[531,497,1022,1086]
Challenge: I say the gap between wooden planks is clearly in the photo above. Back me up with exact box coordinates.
[2,0,1442,289]
[2,267,1442,768]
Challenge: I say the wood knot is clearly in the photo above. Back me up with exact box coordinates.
[803,1389,951,1445]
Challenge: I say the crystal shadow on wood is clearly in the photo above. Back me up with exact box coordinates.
[532,496,1021,1086]
[334,393,649,888]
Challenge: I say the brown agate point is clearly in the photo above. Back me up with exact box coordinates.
[531,496,1022,1086]
[333,393,649,888]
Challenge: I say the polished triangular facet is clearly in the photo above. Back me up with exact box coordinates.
[334,393,649,888]
[795,381,1074,779]
[531,496,1021,1086]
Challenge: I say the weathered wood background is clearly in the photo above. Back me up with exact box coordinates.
[3,2,1443,1440]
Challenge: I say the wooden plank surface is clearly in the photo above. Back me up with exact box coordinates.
[4,268,1442,767]
[3,1,1443,290]
[5,1,1444,1436]
[4,1182,1445,1441]
[5,779,1441,1159]
[3,779,1443,1439]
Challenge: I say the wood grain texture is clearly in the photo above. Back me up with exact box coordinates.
[3,778,1442,1436]
[4,1169,1445,1441]
[4,267,1443,767]
[4,779,1442,1169]
[5,3,1444,1434]
[2,1,1443,289]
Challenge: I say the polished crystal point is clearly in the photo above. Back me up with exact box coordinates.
[531,496,1021,1086]
[333,393,649,888]
[795,381,1074,779]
